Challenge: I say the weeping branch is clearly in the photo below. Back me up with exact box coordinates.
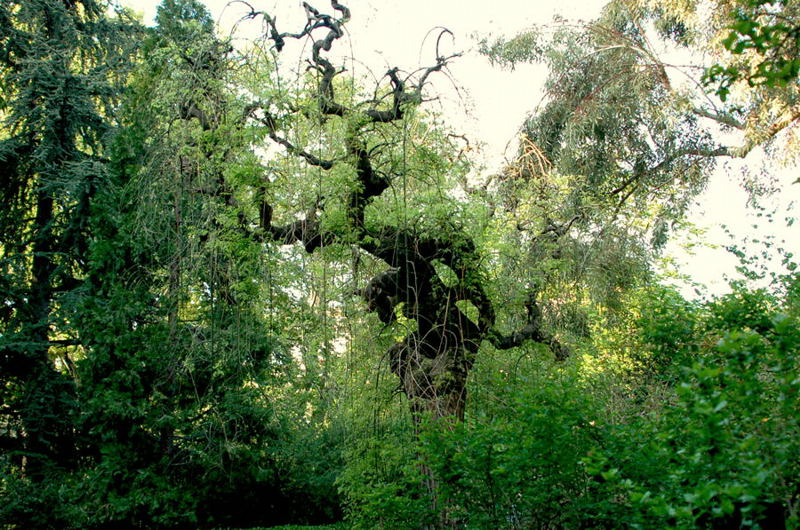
[487,292,570,360]
[246,1,566,424]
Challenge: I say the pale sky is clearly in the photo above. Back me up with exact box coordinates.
[124,0,798,298]
[125,0,605,166]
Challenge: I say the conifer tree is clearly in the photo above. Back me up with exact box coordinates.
[0,0,137,478]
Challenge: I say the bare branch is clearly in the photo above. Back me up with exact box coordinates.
[248,2,457,125]
[247,106,336,169]
[267,129,335,169]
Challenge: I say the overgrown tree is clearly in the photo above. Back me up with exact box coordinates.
[241,0,565,427]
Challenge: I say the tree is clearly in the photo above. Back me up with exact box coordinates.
[0,0,137,481]
[473,0,800,323]
[69,1,305,525]
[0,1,331,526]
[223,5,584,522]
[240,0,565,427]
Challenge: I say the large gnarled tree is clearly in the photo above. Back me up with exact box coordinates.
[241,0,565,422]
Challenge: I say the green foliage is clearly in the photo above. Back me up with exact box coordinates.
[420,359,600,528]
[474,4,730,340]
[586,285,800,528]
[341,275,800,528]
[2,1,342,526]
[0,0,139,499]
[270,523,350,530]
[337,406,435,529]
[477,30,543,69]
[635,285,704,379]
[705,0,800,100]
[707,284,776,333]
[59,1,340,524]
[2,1,798,528]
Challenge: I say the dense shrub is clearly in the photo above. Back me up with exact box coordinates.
[345,280,800,529]
[420,363,600,528]
[585,286,800,528]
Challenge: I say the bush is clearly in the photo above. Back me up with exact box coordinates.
[419,361,601,528]
[586,290,800,528]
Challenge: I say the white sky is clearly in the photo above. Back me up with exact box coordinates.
[125,0,798,298]
[126,0,602,166]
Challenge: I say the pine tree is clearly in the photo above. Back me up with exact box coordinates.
[0,8,140,521]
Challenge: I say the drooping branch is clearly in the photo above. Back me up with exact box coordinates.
[487,292,569,360]
[252,111,335,169]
